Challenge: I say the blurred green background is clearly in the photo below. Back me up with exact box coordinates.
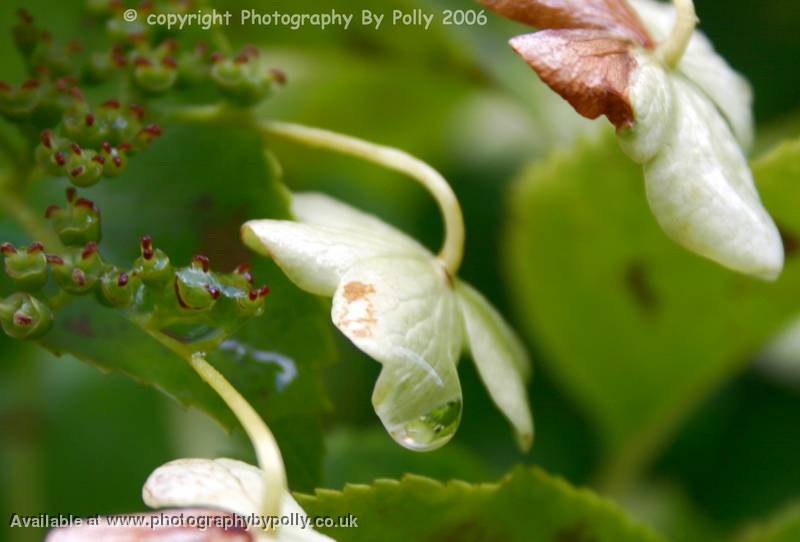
[0,1,798,541]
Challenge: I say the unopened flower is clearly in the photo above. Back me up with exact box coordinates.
[243,191,533,452]
[482,0,783,280]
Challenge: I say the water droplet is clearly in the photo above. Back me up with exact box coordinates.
[387,399,462,452]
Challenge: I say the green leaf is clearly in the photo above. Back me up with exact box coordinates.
[735,503,800,542]
[503,132,800,486]
[297,466,665,542]
[25,122,334,490]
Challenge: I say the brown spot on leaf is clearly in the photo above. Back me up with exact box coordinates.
[510,29,637,128]
[776,222,799,258]
[624,261,658,313]
[480,0,653,47]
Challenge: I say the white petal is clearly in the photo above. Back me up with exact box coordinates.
[291,192,428,254]
[627,0,754,148]
[331,256,464,451]
[242,220,423,297]
[143,458,332,542]
[641,75,783,280]
[455,280,534,451]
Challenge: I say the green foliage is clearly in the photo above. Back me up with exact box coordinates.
[299,466,665,542]
[504,132,800,485]
[735,503,800,542]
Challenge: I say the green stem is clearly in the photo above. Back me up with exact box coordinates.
[656,0,698,68]
[143,329,286,523]
[258,120,466,276]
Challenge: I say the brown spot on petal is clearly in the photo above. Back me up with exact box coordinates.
[343,281,375,302]
[338,282,377,338]
[480,0,652,47]
[510,29,637,128]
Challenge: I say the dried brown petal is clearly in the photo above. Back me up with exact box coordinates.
[480,0,653,47]
[510,29,637,128]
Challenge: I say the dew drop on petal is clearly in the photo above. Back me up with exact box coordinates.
[386,398,462,452]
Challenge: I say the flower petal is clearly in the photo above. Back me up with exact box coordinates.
[456,280,534,451]
[331,256,464,451]
[509,29,639,128]
[480,0,653,46]
[242,220,421,297]
[46,509,253,541]
[291,192,428,253]
[142,458,331,541]
[627,0,754,148]
[631,74,783,279]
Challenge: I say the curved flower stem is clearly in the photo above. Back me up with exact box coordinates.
[142,329,286,528]
[258,120,466,276]
[186,353,286,524]
[656,0,698,68]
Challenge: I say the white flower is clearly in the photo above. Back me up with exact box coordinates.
[47,458,333,542]
[483,0,784,280]
[242,192,533,452]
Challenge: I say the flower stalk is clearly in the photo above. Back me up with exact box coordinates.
[656,0,698,68]
[259,120,465,276]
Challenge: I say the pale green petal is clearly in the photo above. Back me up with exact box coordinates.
[455,280,534,451]
[291,192,429,254]
[628,0,754,148]
[331,256,464,451]
[242,219,421,296]
[640,76,783,280]
[142,458,332,542]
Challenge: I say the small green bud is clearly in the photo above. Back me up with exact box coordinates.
[211,48,278,106]
[98,141,128,176]
[64,143,104,187]
[174,255,220,312]
[1,242,48,291]
[97,268,135,308]
[45,189,101,246]
[51,242,103,294]
[132,55,178,94]
[0,292,53,340]
[133,236,173,286]
[0,80,42,119]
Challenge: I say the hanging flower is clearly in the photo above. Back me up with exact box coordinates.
[47,458,333,541]
[482,0,784,280]
[242,191,533,452]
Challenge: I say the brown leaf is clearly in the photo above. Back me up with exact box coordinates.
[509,29,637,128]
[480,0,653,47]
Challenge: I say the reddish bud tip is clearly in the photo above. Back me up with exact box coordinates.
[133,56,152,67]
[72,268,86,286]
[14,314,33,326]
[0,242,17,255]
[40,130,53,149]
[112,156,122,168]
[0,81,10,92]
[45,205,61,218]
[192,255,210,272]
[162,56,177,69]
[129,104,145,120]
[47,254,64,265]
[66,188,77,202]
[242,44,259,58]
[162,38,179,52]
[117,142,132,152]
[102,98,120,109]
[21,79,39,90]
[74,198,97,212]
[54,151,66,166]
[67,40,82,54]
[91,155,105,165]
[234,53,249,65]
[258,285,270,298]
[117,272,129,287]
[206,284,221,300]
[70,87,85,101]
[27,242,44,254]
[270,68,287,85]
[140,235,154,260]
[85,113,95,127]
[210,52,223,63]
[81,242,98,260]
[17,8,33,23]
[142,124,162,136]
[100,141,112,153]
[69,166,84,178]
[70,143,82,156]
